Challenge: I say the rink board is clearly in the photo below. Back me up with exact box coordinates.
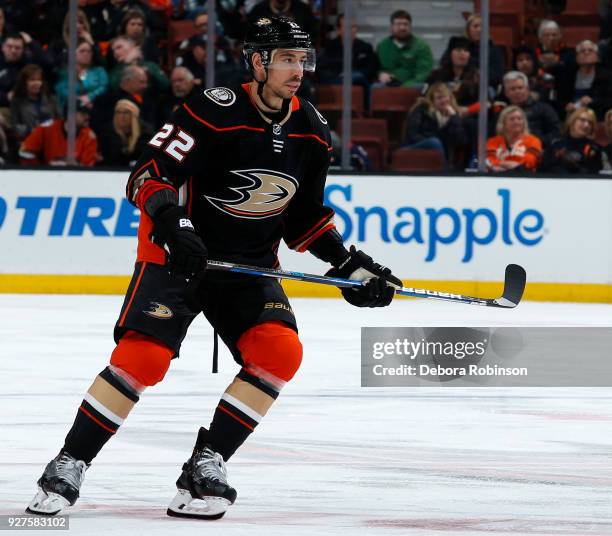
[0,170,610,302]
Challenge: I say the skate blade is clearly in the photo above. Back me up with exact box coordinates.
[166,489,230,520]
[26,488,69,516]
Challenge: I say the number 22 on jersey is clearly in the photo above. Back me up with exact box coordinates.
[148,123,196,163]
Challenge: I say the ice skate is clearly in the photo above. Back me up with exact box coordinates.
[167,428,237,520]
[26,451,88,515]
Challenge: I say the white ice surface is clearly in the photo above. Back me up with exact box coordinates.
[1,295,612,536]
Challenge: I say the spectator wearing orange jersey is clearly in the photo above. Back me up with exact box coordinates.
[18,105,97,166]
[486,105,542,172]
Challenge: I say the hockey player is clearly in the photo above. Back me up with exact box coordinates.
[27,17,401,520]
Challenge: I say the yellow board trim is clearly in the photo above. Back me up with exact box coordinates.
[0,274,610,303]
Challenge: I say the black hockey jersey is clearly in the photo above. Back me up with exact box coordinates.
[127,83,338,268]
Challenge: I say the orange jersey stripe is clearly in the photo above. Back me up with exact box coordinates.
[297,222,336,252]
[288,214,332,248]
[288,133,330,148]
[183,103,265,133]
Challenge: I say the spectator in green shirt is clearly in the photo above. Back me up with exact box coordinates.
[376,10,434,88]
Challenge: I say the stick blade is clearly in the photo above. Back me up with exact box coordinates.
[494,264,526,308]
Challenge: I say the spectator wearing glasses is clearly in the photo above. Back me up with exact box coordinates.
[556,40,612,120]
[98,99,151,167]
[55,40,109,111]
[540,108,607,174]
[376,10,434,89]
[48,9,100,70]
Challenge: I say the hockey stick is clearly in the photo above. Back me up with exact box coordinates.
[206,260,527,309]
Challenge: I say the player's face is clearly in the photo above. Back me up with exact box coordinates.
[267,50,307,98]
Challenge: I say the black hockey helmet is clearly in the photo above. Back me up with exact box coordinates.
[243,16,315,73]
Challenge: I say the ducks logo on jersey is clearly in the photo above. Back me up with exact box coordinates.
[204,169,298,219]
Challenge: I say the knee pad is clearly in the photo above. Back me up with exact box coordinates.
[110,330,173,387]
[236,321,303,390]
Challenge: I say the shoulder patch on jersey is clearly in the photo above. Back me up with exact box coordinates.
[203,87,236,107]
[306,100,328,125]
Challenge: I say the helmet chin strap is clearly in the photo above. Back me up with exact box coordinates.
[256,51,292,116]
[257,78,291,116]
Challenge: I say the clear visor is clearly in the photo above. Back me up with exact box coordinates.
[268,48,316,72]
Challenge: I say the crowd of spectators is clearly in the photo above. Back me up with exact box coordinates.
[391,8,612,174]
[0,0,610,174]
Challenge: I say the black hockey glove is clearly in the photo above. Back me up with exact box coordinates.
[326,246,401,308]
[151,205,207,279]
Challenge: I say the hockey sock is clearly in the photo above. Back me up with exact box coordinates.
[63,366,141,464]
[205,390,270,460]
